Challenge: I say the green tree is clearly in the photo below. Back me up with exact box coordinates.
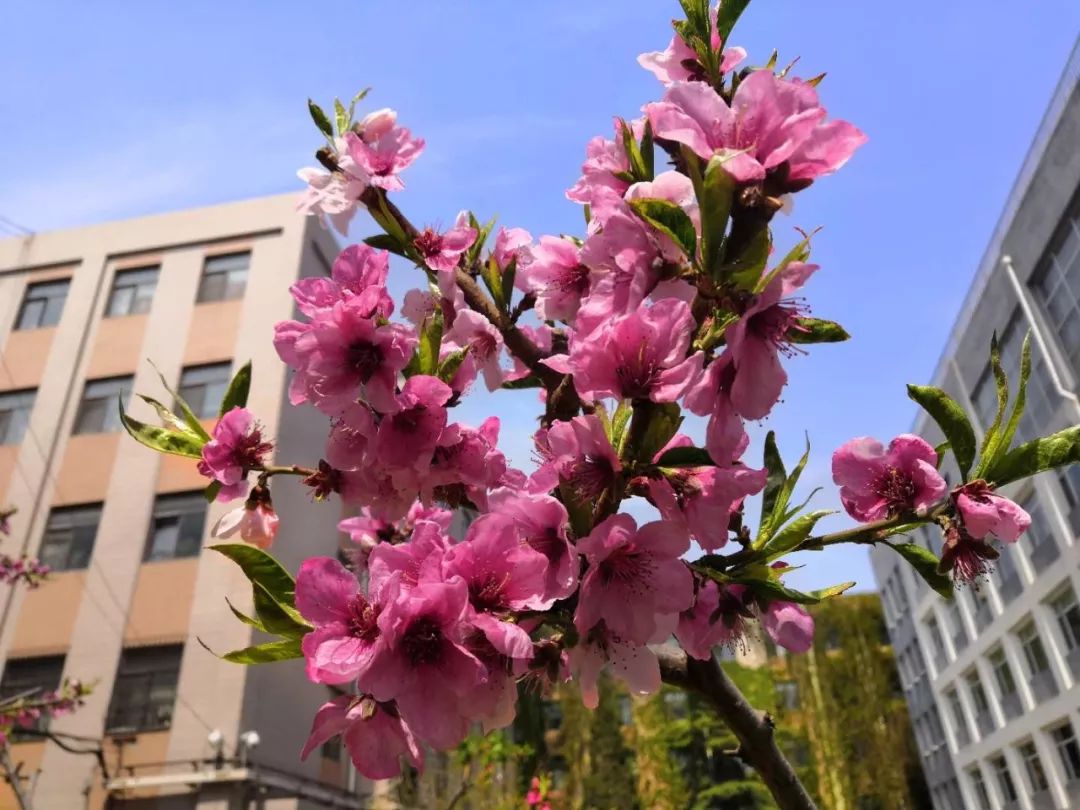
[582,674,640,810]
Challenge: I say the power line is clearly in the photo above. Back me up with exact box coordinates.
[0,215,32,237]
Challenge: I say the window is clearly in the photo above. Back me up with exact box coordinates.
[196,252,249,303]
[966,671,990,714]
[177,363,231,420]
[1052,721,1080,781]
[106,645,183,732]
[945,689,966,736]
[968,767,990,809]
[144,493,207,561]
[1023,493,1059,556]
[15,280,69,330]
[992,754,1018,802]
[1018,622,1051,675]
[988,647,1017,696]
[1031,187,1080,371]
[39,505,100,572]
[1051,588,1080,652]
[1018,740,1050,792]
[73,376,133,434]
[925,615,946,657]
[0,389,35,445]
[106,267,159,317]
[0,656,65,735]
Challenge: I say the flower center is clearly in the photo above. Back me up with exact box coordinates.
[470,331,498,360]
[347,595,380,642]
[469,571,511,612]
[347,340,384,383]
[413,228,444,259]
[391,405,426,434]
[526,527,566,564]
[872,466,917,514]
[400,616,445,666]
[597,548,655,588]
[234,427,273,469]
[565,454,615,500]
[615,348,661,399]
[748,302,807,359]
[555,264,590,295]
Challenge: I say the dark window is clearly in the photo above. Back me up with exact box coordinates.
[15,280,69,330]
[1019,740,1050,791]
[989,647,1017,696]
[992,754,1018,802]
[144,494,207,561]
[968,768,990,809]
[73,376,133,434]
[39,505,100,572]
[106,267,159,317]
[0,389,35,445]
[966,671,990,714]
[177,363,231,420]
[1018,622,1052,676]
[196,253,249,303]
[1050,588,1080,652]
[106,645,183,732]
[1052,722,1080,781]
[1030,187,1080,373]
[0,656,65,735]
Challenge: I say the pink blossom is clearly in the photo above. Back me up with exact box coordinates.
[832,434,948,522]
[939,521,998,585]
[566,119,638,205]
[295,557,384,684]
[624,170,700,261]
[412,219,478,292]
[646,72,865,186]
[724,261,817,420]
[578,190,663,315]
[289,244,392,319]
[301,696,422,779]
[953,481,1031,542]
[543,415,622,502]
[683,352,749,465]
[363,578,484,748]
[521,236,589,322]
[639,26,746,85]
[196,408,273,501]
[649,436,767,550]
[343,116,425,193]
[443,309,505,392]
[440,513,547,612]
[762,600,814,653]
[325,404,376,470]
[547,298,703,403]
[211,502,279,549]
[296,167,362,235]
[568,622,661,709]
[374,376,452,472]
[675,580,749,659]
[488,487,578,608]
[428,418,508,507]
[493,226,532,273]
[575,514,693,644]
[278,298,416,414]
[367,519,452,596]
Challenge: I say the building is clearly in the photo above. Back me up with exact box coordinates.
[0,195,367,808]
[870,39,1080,810]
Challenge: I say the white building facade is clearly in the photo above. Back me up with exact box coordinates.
[870,41,1080,810]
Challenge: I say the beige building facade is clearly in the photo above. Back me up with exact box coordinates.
[0,195,367,808]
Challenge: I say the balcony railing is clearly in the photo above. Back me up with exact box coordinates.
[1000,692,1023,720]
[998,574,1023,604]
[1030,668,1059,703]
[1030,539,1060,573]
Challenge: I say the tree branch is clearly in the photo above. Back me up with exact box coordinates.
[656,644,818,810]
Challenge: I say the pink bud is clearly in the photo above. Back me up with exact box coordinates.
[213,503,280,549]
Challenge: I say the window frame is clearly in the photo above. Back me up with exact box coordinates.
[105,645,184,733]
[1017,621,1051,676]
[39,504,101,572]
[988,647,1018,696]
[196,252,250,303]
[72,376,133,435]
[0,656,66,736]
[176,363,232,420]
[143,493,208,562]
[1018,739,1050,792]
[15,280,70,330]
[105,266,160,318]
[0,388,36,446]
[1050,587,1080,652]
[1051,721,1080,782]
[991,754,1018,802]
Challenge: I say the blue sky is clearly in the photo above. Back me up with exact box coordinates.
[2,1,1078,592]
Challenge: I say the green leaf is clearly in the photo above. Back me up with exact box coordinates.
[788,318,850,344]
[888,542,953,600]
[210,544,296,611]
[635,403,683,463]
[724,227,772,290]
[983,426,1080,487]
[436,348,469,384]
[500,374,542,390]
[700,156,736,278]
[203,481,222,502]
[371,192,410,249]
[307,99,333,139]
[756,434,812,547]
[220,638,304,665]
[610,401,634,457]
[765,510,834,558]
[626,199,698,259]
[559,482,592,540]
[906,384,977,480]
[218,361,252,418]
[347,87,372,123]
[739,575,821,606]
[640,119,654,179]
[714,0,751,44]
[808,581,856,601]
[933,441,950,469]
[148,361,211,441]
[119,401,205,459]
[363,233,408,258]
[253,581,311,639]
[224,596,264,631]
[333,98,349,135]
[619,119,649,181]
[978,332,1010,467]
[137,395,190,433]
[751,232,812,294]
[656,446,714,468]
[405,308,443,377]
[978,332,1032,478]
[758,432,786,535]
[480,255,510,312]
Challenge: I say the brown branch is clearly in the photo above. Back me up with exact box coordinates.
[656,644,818,810]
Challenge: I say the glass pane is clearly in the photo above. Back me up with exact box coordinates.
[67,528,95,570]
[73,398,107,434]
[130,286,155,315]
[40,293,67,328]
[146,519,180,561]
[106,286,135,317]
[197,272,226,303]
[16,299,45,330]
[38,533,72,571]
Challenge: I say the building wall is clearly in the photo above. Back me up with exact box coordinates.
[0,195,354,807]
[871,41,1080,810]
